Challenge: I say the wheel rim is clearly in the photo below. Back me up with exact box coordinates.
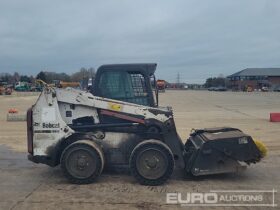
[136,148,168,180]
[65,148,97,179]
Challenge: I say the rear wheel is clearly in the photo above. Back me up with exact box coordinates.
[129,140,174,185]
[61,140,104,184]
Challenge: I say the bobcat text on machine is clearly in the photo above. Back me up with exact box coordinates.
[27,63,266,185]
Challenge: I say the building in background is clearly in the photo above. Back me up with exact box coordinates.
[227,68,280,91]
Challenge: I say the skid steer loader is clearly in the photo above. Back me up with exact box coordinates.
[27,63,265,185]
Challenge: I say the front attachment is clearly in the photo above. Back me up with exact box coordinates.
[184,127,265,176]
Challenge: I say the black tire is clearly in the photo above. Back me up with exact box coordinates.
[129,140,174,186]
[61,140,104,184]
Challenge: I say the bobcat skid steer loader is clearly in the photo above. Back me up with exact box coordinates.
[27,64,265,185]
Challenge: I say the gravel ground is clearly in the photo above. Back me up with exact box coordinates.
[0,90,279,210]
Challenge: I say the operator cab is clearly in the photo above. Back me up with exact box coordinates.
[92,63,158,107]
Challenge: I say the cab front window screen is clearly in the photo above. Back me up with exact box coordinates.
[98,71,149,105]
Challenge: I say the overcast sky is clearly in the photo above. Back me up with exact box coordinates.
[0,0,280,83]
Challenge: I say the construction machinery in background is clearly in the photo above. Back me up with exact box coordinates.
[27,63,266,185]
[156,79,166,92]
[0,82,12,95]
[53,80,80,89]
[15,81,30,92]
[35,79,81,90]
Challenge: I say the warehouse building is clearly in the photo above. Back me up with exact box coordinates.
[227,68,280,91]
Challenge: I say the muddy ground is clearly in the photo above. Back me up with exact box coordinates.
[0,90,279,210]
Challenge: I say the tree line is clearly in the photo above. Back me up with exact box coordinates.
[1,68,229,89]
[0,67,95,85]
[204,77,228,88]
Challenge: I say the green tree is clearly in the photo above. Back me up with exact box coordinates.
[36,71,47,82]
[20,75,32,83]
[205,77,226,88]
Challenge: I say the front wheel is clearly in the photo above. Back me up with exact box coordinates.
[61,140,104,184]
[129,140,174,186]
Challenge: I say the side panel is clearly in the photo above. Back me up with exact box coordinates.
[58,102,99,125]
[32,90,74,157]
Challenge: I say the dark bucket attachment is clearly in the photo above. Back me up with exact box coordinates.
[183,127,262,176]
